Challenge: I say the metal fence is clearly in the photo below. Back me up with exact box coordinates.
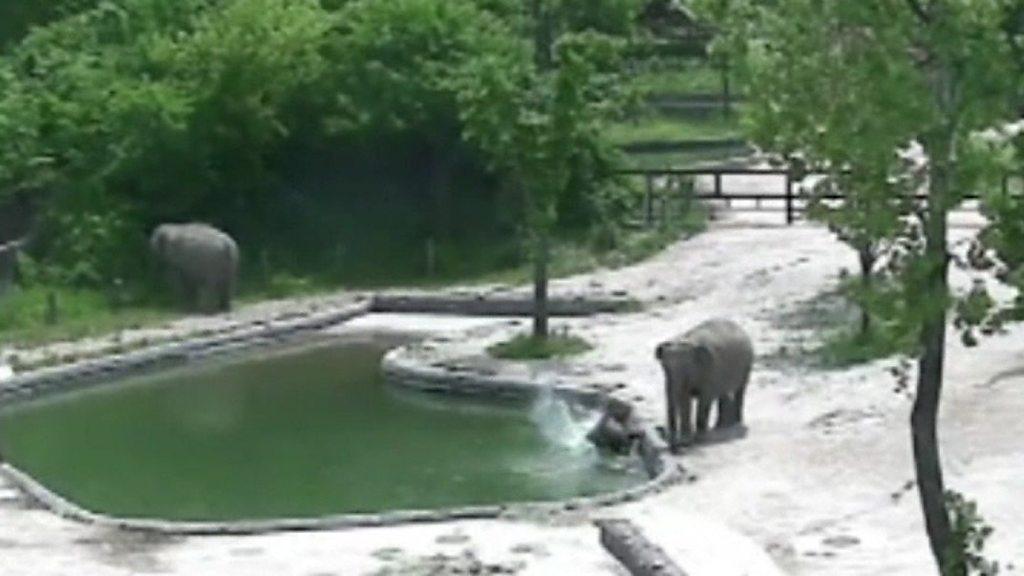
[617,167,1023,226]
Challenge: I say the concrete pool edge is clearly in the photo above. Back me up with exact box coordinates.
[3,290,638,376]
[0,445,681,536]
[0,300,374,405]
[0,300,679,536]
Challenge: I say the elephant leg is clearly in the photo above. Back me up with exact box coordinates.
[695,394,713,440]
[678,390,695,446]
[665,391,678,448]
[196,285,213,314]
[716,395,734,429]
[664,375,679,448]
[182,277,200,312]
[216,280,231,313]
[734,385,747,425]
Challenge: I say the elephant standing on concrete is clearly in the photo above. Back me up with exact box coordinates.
[150,223,239,313]
[655,318,753,449]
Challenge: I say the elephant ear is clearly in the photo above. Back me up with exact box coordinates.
[694,344,714,374]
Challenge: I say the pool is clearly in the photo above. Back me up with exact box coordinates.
[0,334,646,522]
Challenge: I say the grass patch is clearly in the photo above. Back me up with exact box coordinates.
[631,61,726,97]
[625,147,753,169]
[605,115,744,147]
[488,332,593,360]
[0,286,172,347]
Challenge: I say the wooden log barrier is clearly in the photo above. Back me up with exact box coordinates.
[597,519,688,576]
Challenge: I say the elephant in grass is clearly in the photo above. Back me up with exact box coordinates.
[655,318,753,450]
[150,223,239,313]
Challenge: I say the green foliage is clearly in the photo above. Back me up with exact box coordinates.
[454,19,636,338]
[34,195,145,288]
[975,145,1024,326]
[702,0,1022,343]
[556,0,646,37]
[0,0,335,284]
[469,0,645,38]
[943,491,1001,576]
[487,331,593,360]
[457,29,631,235]
[0,0,99,47]
[0,0,636,290]
[0,0,651,343]
[818,322,915,367]
[325,0,520,139]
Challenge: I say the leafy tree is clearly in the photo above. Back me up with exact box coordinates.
[457,1,633,339]
[736,0,926,337]
[0,0,99,48]
[700,1,1022,573]
[471,0,645,37]
[147,0,333,233]
[0,0,638,304]
[0,0,333,283]
[322,0,524,240]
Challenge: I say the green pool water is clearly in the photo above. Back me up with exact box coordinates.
[0,335,645,522]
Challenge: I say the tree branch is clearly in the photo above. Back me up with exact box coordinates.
[905,0,931,24]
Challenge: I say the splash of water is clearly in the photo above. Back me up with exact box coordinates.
[529,387,601,454]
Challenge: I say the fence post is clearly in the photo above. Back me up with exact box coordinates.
[659,186,668,227]
[644,174,655,228]
[721,56,732,118]
[785,172,795,225]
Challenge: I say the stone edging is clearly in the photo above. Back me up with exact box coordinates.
[0,293,677,536]
[369,293,638,316]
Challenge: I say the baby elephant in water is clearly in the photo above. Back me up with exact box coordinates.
[655,318,753,450]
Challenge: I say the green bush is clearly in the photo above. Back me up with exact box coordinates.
[488,331,593,360]
[943,491,1001,576]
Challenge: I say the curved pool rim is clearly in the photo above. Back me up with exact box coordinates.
[0,306,679,536]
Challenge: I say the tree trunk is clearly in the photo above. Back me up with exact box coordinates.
[531,0,553,70]
[914,131,958,575]
[721,55,733,118]
[533,230,550,340]
[858,244,874,336]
